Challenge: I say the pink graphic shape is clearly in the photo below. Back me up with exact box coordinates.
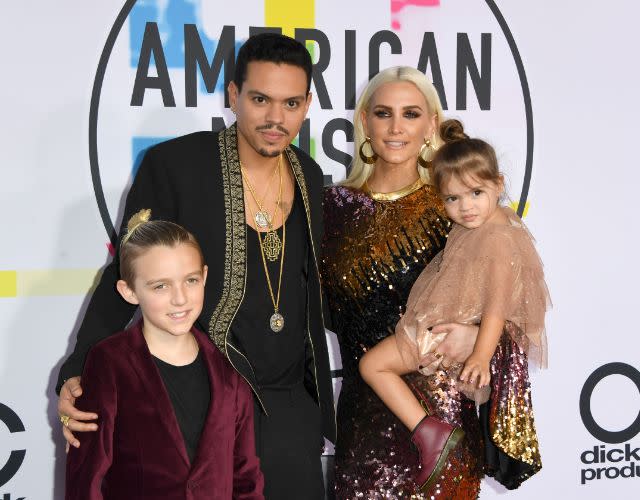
[106,242,115,257]
[391,0,440,30]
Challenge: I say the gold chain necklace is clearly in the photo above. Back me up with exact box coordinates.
[243,157,286,332]
[241,159,279,228]
[241,156,282,261]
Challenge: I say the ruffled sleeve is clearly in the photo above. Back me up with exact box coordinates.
[473,218,550,368]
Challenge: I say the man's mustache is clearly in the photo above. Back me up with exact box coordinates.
[256,124,290,135]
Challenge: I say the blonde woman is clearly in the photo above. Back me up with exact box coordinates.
[321,67,482,498]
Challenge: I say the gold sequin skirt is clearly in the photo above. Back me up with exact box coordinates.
[334,371,484,499]
[334,331,542,498]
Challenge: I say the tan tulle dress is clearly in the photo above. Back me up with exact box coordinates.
[396,206,551,403]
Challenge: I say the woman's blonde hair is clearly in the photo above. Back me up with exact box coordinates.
[342,66,445,189]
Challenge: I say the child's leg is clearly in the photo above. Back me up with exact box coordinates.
[360,334,465,493]
[359,335,426,430]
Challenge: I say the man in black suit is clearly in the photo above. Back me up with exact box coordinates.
[58,33,335,500]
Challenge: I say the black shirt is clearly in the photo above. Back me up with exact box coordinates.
[232,186,308,388]
[153,349,211,462]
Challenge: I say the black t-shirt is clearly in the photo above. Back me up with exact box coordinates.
[153,349,211,462]
[232,186,308,388]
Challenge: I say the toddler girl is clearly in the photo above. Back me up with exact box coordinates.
[360,120,550,493]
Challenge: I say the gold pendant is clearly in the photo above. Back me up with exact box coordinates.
[262,230,282,261]
[270,312,284,332]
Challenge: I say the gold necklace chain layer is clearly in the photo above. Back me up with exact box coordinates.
[241,154,286,332]
[243,159,278,228]
[241,156,282,261]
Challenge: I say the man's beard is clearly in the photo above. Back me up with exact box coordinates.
[255,124,290,158]
[257,147,283,158]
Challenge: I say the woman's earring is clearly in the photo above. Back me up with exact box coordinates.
[359,137,378,164]
[418,135,437,169]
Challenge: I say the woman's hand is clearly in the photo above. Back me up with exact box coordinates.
[428,323,479,367]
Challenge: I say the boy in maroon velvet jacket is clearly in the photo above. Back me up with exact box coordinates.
[65,213,263,499]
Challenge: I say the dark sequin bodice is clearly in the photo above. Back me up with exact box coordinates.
[321,184,449,377]
[322,184,484,499]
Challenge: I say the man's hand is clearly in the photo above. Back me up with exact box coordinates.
[58,376,98,451]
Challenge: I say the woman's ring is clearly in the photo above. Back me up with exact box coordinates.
[60,414,70,427]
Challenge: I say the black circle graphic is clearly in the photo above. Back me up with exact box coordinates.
[90,0,534,243]
[579,362,640,444]
[89,0,137,242]
[0,403,26,487]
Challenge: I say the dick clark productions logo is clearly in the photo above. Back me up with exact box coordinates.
[0,402,26,492]
[579,362,640,485]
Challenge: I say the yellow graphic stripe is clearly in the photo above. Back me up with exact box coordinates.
[0,271,17,297]
[510,200,530,218]
[0,269,102,297]
[265,0,315,38]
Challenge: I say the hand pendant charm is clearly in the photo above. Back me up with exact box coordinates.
[262,231,282,261]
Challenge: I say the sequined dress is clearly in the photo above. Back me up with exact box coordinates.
[322,184,485,499]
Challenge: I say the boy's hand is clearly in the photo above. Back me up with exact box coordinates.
[459,354,491,388]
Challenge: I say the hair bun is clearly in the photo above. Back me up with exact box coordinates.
[440,119,468,143]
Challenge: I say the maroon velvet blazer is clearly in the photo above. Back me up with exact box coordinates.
[65,322,264,499]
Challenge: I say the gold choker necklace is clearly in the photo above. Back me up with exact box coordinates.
[365,177,425,201]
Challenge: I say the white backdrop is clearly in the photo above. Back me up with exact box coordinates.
[1,1,639,498]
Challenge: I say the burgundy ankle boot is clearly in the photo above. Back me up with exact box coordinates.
[410,415,465,492]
